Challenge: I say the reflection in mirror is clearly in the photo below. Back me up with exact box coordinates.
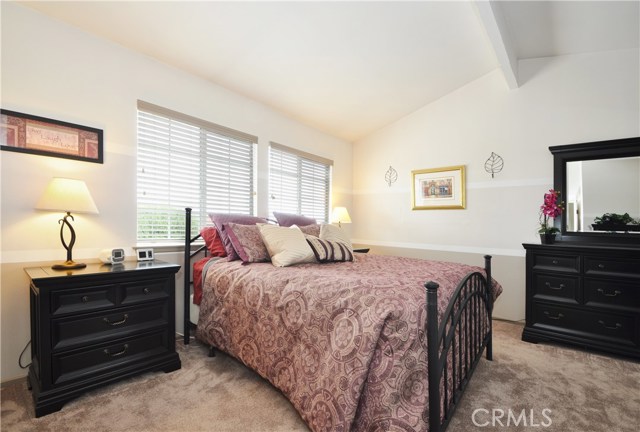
[566,157,640,233]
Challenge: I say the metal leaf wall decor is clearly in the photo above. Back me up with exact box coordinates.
[484,152,504,178]
[385,166,398,187]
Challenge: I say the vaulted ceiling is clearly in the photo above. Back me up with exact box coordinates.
[20,1,640,142]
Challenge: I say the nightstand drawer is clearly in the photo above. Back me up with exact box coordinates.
[52,302,169,351]
[584,279,640,312]
[121,278,169,305]
[532,303,637,346]
[52,331,171,385]
[51,285,117,316]
[533,273,580,303]
[532,254,580,273]
[584,257,640,278]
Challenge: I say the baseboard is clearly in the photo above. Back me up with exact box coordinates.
[1,375,28,388]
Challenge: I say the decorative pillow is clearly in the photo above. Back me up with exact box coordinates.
[258,224,316,267]
[319,223,353,249]
[209,213,267,261]
[199,226,227,257]
[296,223,321,237]
[224,223,270,263]
[273,212,317,227]
[306,236,354,263]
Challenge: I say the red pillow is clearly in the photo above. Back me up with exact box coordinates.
[200,226,227,257]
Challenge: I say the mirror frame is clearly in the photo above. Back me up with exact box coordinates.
[550,136,640,245]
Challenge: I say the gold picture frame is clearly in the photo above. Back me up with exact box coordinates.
[412,165,466,210]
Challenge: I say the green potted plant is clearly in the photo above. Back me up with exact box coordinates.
[538,189,564,244]
[592,213,640,232]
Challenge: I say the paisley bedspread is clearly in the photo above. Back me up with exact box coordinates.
[196,254,502,431]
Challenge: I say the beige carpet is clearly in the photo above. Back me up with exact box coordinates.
[1,320,638,432]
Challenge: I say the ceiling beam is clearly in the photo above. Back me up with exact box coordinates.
[473,0,519,89]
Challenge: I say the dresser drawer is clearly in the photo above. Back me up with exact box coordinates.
[120,278,169,305]
[532,303,637,347]
[584,279,640,312]
[533,273,580,304]
[52,331,171,385]
[584,257,640,278]
[532,253,580,273]
[52,302,169,351]
[51,285,117,316]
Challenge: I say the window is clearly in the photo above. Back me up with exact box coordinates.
[269,142,332,223]
[137,101,256,242]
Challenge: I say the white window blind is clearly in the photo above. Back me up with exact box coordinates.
[137,101,256,242]
[269,142,332,223]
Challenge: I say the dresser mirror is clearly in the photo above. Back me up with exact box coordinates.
[550,137,640,244]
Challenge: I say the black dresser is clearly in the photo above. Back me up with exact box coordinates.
[522,243,640,359]
[26,260,181,417]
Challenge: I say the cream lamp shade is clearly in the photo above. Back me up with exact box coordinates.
[36,178,98,270]
[331,207,351,227]
[36,177,99,214]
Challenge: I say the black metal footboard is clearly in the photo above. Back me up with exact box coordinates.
[425,255,494,432]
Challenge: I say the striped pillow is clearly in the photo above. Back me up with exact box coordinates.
[306,236,354,263]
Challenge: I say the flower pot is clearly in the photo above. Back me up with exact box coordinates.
[540,233,556,244]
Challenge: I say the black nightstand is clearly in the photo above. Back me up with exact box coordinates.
[26,260,181,417]
[353,248,370,253]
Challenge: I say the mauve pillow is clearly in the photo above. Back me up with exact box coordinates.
[208,213,267,261]
[224,223,270,263]
[297,224,321,237]
[199,226,227,257]
[273,212,317,227]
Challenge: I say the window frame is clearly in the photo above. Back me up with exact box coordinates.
[268,141,333,223]
[136,101,257,243]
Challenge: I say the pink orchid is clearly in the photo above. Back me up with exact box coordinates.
[539,189,564,234]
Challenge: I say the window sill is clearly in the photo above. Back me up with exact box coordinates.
[135,241,204,254]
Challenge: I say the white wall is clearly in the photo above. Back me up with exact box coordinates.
[352,48,640,322]
[0,3,352,382]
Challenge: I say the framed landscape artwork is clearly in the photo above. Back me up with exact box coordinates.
[0,109,103,164]
[412,165,466,210]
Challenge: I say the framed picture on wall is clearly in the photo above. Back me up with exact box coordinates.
[0,109,103,164]
[412,165,466,210]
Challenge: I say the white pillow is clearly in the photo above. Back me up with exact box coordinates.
[319,224,353,248]
[258,224,316,267]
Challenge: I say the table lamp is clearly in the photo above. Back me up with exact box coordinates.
[331,207,352,228]
[36,177,99,270]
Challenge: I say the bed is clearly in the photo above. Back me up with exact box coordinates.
[182,208,502,432]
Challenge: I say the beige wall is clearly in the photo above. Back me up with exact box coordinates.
[0,3,352,382]
[352,49,640,322]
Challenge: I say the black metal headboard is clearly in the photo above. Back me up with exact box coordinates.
[183,207,207,345]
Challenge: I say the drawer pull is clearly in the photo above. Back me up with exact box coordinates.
[596,288,622,297]
[598,320,622,330]
[545,282,565,291]
[597,263,605,269]
[81,296,90,303]
[103,344,129,357]
[543,311,564,320]
[103,314,129,326]
[552,260,559,265]
[143,287,150,294]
